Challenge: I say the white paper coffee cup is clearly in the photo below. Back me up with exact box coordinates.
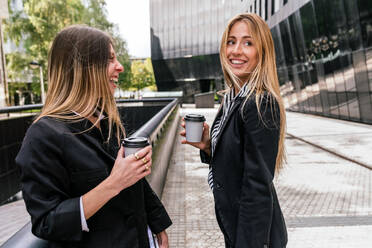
[184,114,206,142]
[122,137,150,157]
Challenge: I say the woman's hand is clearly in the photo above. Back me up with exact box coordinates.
[82,146,152,220]
[109,145,152,194]
[156,230,169,248]
[180,118,211,155]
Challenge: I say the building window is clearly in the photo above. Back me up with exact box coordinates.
[250,5,252,12]
[254,0,257,13]
[284,0,288,4]
[259,0,262,16]
[272,0,279,16]
[265,0,268,20]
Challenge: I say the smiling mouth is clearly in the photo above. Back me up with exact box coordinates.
[230,59,246,65]
[109,78,118,88]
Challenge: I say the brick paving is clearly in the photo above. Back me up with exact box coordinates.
[161,107,372,248]
[161,107,225,248]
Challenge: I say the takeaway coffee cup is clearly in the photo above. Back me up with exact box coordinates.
[122,137,150,157]
[184,114,206,142]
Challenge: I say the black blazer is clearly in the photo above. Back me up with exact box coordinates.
[16,117,172,248]
[201,94,287,248]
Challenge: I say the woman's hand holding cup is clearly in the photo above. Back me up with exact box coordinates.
[109,145,152,194]
[180,116,211,156]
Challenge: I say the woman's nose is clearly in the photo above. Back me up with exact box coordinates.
[232,43,242,55]
[116,62,124,72]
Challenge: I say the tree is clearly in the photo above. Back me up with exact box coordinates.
[113,34,132,90]
[130,58,156,91]
[3,0,131,103]
[4,0,85,85]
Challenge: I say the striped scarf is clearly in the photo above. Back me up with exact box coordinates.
[208,83,251,190]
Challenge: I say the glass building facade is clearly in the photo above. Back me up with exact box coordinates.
[150,0,372,124]
[150,0,247,102]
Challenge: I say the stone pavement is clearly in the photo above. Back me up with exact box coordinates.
[161,106,372,247]
[161,107,225,248]
[0,198,29,245]
[1,107,372,247]
[286,111,372,168]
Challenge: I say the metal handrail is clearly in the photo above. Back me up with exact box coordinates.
[0,98,176,114]
[116,97,177,104]
[132,98,178,139]
[0,98,179,248]
[0,104,43,114]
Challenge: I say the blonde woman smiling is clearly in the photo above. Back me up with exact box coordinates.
[16,25,171,248]
[181,13,287,248]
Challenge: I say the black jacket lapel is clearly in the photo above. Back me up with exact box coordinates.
[67,119,116,164]
[212,97,244,159]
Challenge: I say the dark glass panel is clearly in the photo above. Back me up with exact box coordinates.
[259,0,262,16]
[265,0,268,20]
[313,0,348,56]
[299,2,319,62]
[277,68,288,86]
[271,26,285,68]
[254,0,257,13]
[356,0,372,122]
[344,0,363,51]
[288,13,303,63]
[357,0,372,48]
[348,97,361,120]
[279,20,295,66]
[352,50,372,122]
[323,60,340,117]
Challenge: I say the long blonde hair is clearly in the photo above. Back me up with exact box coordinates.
[220,13,286,172]
[35,25,125,144]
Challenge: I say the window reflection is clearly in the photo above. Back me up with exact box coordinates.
[149,0,372,123]
[275,0,371,123]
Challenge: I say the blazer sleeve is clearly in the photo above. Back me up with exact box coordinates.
[200,149,211,164]
[235,97,280,248]
[16,119,83,242]
[143,179,172,234]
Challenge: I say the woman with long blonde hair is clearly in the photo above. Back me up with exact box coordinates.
[16,25,171,248]
[181,13,287,247]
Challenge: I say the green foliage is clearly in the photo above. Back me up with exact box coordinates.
[4,0,85,82]
[130,58,156,91]
[3,0,132,101]
[81,0,113,31]
[113,35,132,90]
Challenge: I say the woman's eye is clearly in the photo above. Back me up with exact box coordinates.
[245,41,252,46]
[227,40,234,45]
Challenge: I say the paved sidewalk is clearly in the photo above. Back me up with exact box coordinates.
[161,107,224,248]
[286,111,372,168]
[0,199,29,245]
[161,107,372,247]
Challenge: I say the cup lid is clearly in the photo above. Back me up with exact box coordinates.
[122,137,150,148]
[184,114,206,122]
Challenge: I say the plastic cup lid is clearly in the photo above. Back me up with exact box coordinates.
[122,137,150,148]
[184,114,206,122]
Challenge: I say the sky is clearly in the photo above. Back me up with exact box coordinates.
[105,0,151,58]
